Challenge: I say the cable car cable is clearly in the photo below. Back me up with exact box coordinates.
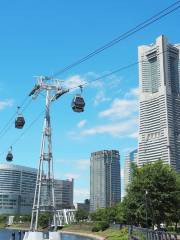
[68,49,169,92]
[0,96,29,137]
[0,49,171,151]
[21,98,33,114]
[0,97,32,139]
[51,1,180,77]
[2,110,45,158]
[11,110,44,147]
[0,2,179,140]
[0,48,168,143]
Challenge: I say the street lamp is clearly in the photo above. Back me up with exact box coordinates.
[145,190,148,228]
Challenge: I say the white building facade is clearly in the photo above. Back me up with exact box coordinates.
[138,35,180,172]
[124,149,138,194]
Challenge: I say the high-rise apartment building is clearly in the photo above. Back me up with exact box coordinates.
[138,35,180,171]
[90,150,121,212]
[124,149,138,194]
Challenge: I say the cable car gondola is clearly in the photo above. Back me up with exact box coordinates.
[6,146,13,162]
[15,107,25,129]
[71,86,85,113]
[71,94,85,112]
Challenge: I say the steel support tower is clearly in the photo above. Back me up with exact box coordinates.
[29,76,69,231]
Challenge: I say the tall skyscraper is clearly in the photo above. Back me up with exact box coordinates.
[124,149,138,194]
[90,150,121,212]
[138,35,180,171]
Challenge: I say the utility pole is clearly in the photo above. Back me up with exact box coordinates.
[29,76,69,231]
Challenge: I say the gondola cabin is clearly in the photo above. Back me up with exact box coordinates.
[71,94,85,113]
[15,115,25,129]
[6,151,13,162]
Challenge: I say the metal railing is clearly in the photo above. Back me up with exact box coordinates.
[128,225,179,240]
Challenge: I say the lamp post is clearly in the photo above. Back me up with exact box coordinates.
[145,190,148,240]
[145,190,148,227]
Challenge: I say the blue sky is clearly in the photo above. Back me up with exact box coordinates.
[0,0,179,202]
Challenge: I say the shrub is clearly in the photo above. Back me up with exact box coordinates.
[99,221,109,231]
[120,226,128,235]
[92,221,109,231]
[167,226,174,232]
[92,226,100,232]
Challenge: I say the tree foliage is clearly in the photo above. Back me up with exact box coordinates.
[90,161,180,231]
[75,209,88,222]
[0,215,7,224]
[123,161,180,228]
[90,206,119,223]
[39,213,50,228]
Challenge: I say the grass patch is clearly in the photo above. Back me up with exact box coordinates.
[62,224,128,240]
[95,228,128,240]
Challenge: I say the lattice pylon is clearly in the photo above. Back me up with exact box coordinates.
[30,89,57,231]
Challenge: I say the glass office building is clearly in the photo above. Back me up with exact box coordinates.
[0,163,74,215]
[54,179,74,209]
[90,150,121,212]
[0,163,37,215]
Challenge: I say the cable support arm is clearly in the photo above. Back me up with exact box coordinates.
[51,88,69,102]
[29,84,41,96]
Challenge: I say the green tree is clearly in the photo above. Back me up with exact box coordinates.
[90,208,106,222]
[0,215,7,224]
[14,214,20,223]
[39,213,50,228]
[123,161,180,229]
[21,215,31,223]
[114,202,126,224]
[75,209,88,222]
[90,205,123,224]
[167,172,180,231]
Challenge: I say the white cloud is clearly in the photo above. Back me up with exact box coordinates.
[80,119,138,138]
[99,98,138,120]
[68,131,82,140]
[98,87,139,120]
[90,73,122,106]
[63,75,87,90]
[126,87,139,98]
[74,188,90,203]
[68,86,139,140]
[94,90,111,106]
[55,159,66,164]
[105,74,122,89]
[64,173,80,179]
[76,159,89,170]
[90,80,104,88]
[129,131,138,139]
[77,120,87,128]
[0,99,13,110]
